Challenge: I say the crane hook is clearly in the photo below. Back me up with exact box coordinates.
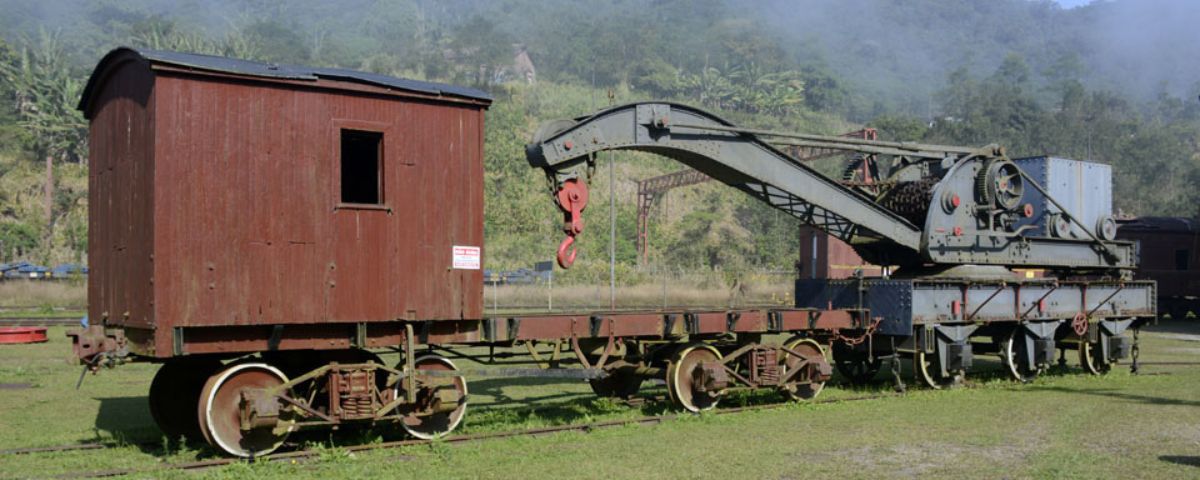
[557,236,577,269]
[554,178,589,269]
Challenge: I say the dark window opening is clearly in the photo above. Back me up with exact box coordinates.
[1176,249,1190,271]
[340,129,383,204]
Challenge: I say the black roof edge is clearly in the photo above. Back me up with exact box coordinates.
[78,47,492,114]
[1118,216,1200,233]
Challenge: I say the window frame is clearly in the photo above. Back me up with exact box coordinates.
[332,119,391,212]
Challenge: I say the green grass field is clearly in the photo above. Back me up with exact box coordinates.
[1,323,1199,479]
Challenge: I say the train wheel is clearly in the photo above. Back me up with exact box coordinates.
[913,349,962,389]
[149,357,223,443]
[780,338,827,401]
[589,371,642,399]
[1078,341,1113,375]
[398,355,468,440]
[665,344,724,413]
[831,341,881,385]
[586,340,642,399]
[197,363,291,457]
[1002,329,1043,382]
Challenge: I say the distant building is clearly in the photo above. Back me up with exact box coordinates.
[511,45,536,84]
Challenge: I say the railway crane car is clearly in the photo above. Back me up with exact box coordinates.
[70,48,1154,457]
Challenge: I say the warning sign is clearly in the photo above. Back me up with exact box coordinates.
[452,246,481,270]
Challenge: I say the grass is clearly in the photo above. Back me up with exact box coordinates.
[0,323,1198,478]
[0,281,86,308]
[0,308,86,319]
[486,271,796,313]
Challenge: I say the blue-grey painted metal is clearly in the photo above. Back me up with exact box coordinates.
[796,277,1156,336]
[527,102,924,265]
[526,102,1136,270]
[1013,156,1113,239]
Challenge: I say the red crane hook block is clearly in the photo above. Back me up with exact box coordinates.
[555,179,589,268]
[557,236,578,269]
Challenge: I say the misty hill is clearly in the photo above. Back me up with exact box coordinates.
[0,0,1197,272]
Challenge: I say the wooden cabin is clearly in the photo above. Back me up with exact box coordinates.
[78,48,491,357]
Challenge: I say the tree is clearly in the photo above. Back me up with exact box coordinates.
[0,30,88,234]
[240,20,311,65]
[0,38,25,154]
[0,31,87,165]
[450,15,514,87]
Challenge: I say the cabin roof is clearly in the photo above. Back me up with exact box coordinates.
[79,47,491,114]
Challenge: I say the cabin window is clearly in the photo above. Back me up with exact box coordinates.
[340,129,383,204]
[1176,249,1190,271]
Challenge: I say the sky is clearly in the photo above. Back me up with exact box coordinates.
[1053,0,1094,8]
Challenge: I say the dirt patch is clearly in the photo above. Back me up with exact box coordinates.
[0,382,33,390]
[796,441,1043,478]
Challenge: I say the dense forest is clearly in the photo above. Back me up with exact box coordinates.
[0,0,1197,279]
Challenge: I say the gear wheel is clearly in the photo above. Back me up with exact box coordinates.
[880,178,938,226]
[841,155,884,197]
[975,159,1024,211]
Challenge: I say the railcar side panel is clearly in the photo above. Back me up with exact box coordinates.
[87,58,157,332]
[150,75,484,337]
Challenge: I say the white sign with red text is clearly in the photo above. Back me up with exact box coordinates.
[452,245,481,270]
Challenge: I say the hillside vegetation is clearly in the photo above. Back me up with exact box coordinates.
[0,0,1197,276]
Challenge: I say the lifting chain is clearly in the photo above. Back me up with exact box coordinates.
[833,317,881,346]
[1130,328,1140,375]
[879,178,938,225]
[889,336,906,393]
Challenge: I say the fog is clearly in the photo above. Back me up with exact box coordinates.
[758,0,1199,105]
[2,0,1198,114]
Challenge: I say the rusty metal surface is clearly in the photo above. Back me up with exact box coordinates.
[167,307,857,355]
[83,50,488,358]
[796,226,882,279]
[87,55,156,333]
[151,72,486,329]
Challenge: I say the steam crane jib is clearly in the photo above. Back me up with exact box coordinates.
[524,102,1136,273]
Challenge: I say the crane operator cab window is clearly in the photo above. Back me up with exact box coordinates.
[340,129,383,205]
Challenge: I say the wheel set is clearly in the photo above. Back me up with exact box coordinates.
[659,337,833,413]
[825,321,1136,390]
[147,320,1134,457]
[149,352,467,457]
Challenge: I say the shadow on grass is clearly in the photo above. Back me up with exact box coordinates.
[1025,385,1200,407]
[92,395,198,455]
[468,376,594,408]
[1144,318,1200,336]
[1160,455,1200,468]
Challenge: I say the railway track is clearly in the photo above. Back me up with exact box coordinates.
[12,393,897,478]
[8,358,1197,477]
[0,317,81,327]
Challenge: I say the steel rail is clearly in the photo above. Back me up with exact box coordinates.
[56,393,896,478]
[28,357,1200,477]
[0,318,82,327]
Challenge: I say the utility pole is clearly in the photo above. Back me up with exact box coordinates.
[44,154,53,226]
[608,89,616,310]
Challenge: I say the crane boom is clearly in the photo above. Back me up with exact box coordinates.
[526,102,1135,272]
